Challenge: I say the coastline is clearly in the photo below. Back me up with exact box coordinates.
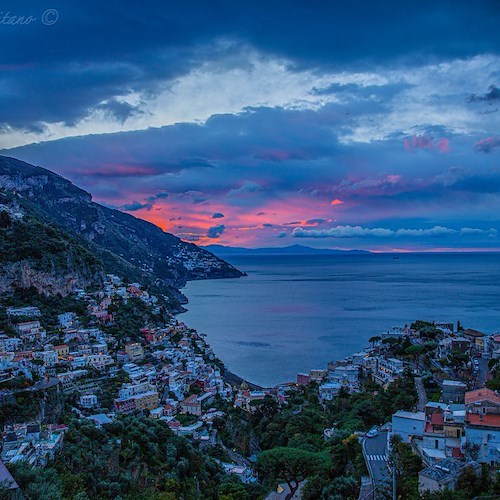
[178,277,267,390]
[222,368,264,391]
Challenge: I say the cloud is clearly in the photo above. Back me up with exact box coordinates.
[305,218,327,225]
[277,231,287,238]
[96,99,145,123]
[468,85,500,103]
[331,199,344,206]
[212,212,225,219]
[403,135,449,153]
[292,225,496,239]
[474,137,500,153]
[121,201,151,212]
[207,224,226,238]
[227,182,262,196]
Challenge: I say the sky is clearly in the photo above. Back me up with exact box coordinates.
[0,1,499,250]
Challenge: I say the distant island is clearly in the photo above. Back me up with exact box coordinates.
[202,243,371,256]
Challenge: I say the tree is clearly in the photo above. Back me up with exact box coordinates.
[0,210,11,228]
[462,440,481,461]
[388,434,422,498]
[218,481,249,500]
[257,447,330,500]
[405,344,425,371]
[369,336,381,348]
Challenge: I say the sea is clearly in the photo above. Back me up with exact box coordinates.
[180,253,500,387]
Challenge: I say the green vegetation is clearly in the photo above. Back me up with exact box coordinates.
[410,320,441,340]
[8,415,235,499]
[0,287,87,332]
[257,447,331,499]
[0,214,101,275]
[104,296,163,346]
[214,376,417,498]
[389,434,423,498]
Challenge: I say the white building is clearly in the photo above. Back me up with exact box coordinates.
[0,336,22,352]
[373,357,404,384]
[58,312,76,328]
[33,350,58,366]
[80,394,98,408]
[319,382,342,401]
[392,410,425,442]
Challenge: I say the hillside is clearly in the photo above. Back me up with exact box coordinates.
[0,189,105,296]
[0,156,244,306]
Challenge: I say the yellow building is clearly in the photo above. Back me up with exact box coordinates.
[125,342,144,362]
[53,344,69,358]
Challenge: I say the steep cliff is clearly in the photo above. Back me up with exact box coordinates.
[0,195,105,296]
[0,156,244,302]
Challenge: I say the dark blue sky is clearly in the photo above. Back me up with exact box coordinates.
[1,1,499,249]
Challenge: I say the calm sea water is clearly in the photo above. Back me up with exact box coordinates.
[180,253,500,387]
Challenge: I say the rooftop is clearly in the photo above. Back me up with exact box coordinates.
[465,388,500,406]
[419,458,466,482]
[466,413,500,428]
[463,328,486,338]
[393,410,425,421]
[443,380,467,387]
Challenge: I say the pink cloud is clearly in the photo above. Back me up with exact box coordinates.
[331,198,344,205]
[403,135,450,153]
[474,136,500,153]
[436,138,449,152]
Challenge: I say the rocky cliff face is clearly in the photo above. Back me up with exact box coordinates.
[0,261,102,297]
[0,156,244,302]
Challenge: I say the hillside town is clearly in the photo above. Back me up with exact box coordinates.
[0,273,499,498]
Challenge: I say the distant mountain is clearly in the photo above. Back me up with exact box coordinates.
[0,156,244,308]
[202,244,370,256]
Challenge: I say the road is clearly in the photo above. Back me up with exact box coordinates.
[414,377,427,411]
[362,432,390,499]
[474,355,489,389]
[0,376,59,398]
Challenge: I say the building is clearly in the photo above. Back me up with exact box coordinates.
[33,350,58,366]
[309,369,327,383]
[465,388,500,415]
[0,458,20,496]
[392,411,425,442]
[58,312,76,328]
[450,337,471,353]
[488,334,500,359]
[418,459,479,495]
[125,343,144,362]
[462,329,486,352]
[7,306,41,318]
[114,390,159,413]
[88,413,113,427]
[14,321,45,341]
[442,380,468,404]
[373,357,404,385]
[114,381,159,413]
[53,344,69,359]
[297,373,310,386]
[0,336,22,352]
[79,394,98,408]
[181,394,202,416]
[465,413,500,464]
[319,382,342,401]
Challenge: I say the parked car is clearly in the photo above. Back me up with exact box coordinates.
[366,428,379,438]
